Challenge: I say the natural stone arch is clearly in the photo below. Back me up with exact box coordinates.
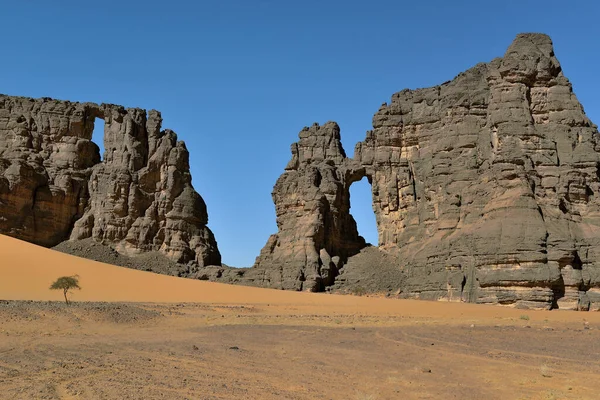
[347,173,378,246]
[0,95,221,268]
[250,33,600,311]
[90,116,105,161]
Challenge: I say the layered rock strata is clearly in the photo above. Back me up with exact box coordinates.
[0,96,220,267]
[252,33,600,310]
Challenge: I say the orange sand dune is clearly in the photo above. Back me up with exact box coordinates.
[1,234,598,323]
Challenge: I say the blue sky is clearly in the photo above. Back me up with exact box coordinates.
[2,1,599,267]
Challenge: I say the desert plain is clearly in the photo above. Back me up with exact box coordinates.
[1,234,600,400]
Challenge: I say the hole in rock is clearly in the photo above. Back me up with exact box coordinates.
[572,251,583,270]
[92,118,105,161]
[349,177,378,246]
[558,198,568,214]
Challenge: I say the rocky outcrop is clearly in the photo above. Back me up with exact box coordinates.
[252,122,366,291]
[251,33,600,310]
[354,32,600,310]
[0,96,220,268]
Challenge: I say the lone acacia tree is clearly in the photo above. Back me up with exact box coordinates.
[49,275,81,305]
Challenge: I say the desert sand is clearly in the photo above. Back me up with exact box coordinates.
[1,234,600,399]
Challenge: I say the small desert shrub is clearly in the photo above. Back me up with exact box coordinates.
[49,275,81,305]
[351,286,367,296]
[520,314,530,321]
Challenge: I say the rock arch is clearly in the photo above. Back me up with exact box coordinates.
[252,34,600,311]
[0,96,221,267]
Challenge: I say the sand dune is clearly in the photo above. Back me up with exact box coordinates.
[1,234,599,324]
[1,234,316,304]
[3,234,600,399]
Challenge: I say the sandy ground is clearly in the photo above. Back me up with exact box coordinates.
[1,234,600,399]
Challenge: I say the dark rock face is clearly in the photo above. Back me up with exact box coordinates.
[53,239,190,277]
[0,96,220,268]
[251,33,600,310]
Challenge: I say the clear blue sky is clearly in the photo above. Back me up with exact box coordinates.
[2,1,599,267]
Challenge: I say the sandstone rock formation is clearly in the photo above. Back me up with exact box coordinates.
[252,122,366,291]
[2,33,598,311]
[251,33,600,310]
[0,96,220,268]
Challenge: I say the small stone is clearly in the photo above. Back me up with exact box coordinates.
[542,326,554,331]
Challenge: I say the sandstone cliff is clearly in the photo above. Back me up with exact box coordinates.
[251,33,600,310]
[0,97,221,269]
[252,122,366,291]
[3,33,598,311]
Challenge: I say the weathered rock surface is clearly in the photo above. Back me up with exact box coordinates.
[53,239,188,277]
[252,122,366,291]
[327,246,406,296]
[0,96,221,267]
[246,33,600,310]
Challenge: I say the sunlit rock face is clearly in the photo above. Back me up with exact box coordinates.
[0,96,221,267]
[254,33,600,310]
